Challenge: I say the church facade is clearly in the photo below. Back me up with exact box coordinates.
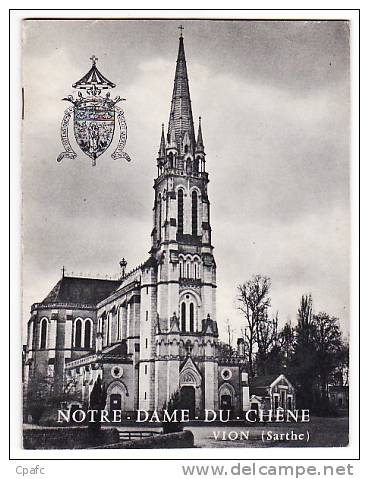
[24,35,291,421]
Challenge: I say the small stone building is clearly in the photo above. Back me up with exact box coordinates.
[249,374,295,413]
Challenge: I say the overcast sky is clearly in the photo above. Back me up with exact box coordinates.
[22,19,350,340]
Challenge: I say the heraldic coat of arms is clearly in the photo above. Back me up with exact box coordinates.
[57,55,131,166]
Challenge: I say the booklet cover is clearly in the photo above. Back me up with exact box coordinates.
[21,18,350,450]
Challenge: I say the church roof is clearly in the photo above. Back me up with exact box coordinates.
[101,341,129,358]
[167,36,195,152]
[41,276,120,306]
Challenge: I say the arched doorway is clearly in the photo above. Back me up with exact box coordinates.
[181,386,195,419]
[219,383,235,417]
[106,380,128,417]
[179,357,202,417]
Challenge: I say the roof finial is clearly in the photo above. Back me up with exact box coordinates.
[119,257,127,279]
[178,24,184,38]
[196,116,204,152]
[62,265,65,278]
[158,123,166,158]
[90,55,98,65]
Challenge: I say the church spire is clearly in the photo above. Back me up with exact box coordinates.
[168,32,195,154]
[196,116,204,152]
[158,123,166,158]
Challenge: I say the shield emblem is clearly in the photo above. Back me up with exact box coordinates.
[74,97,115,161]
[57,55,131,166]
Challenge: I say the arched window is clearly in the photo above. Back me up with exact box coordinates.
[177,189,184,235]
[116,309,121,340]
[186,158,192,175]
[157,194,162,242]
[179,260,183,278]
[40,318,48,349]
[181,303,186,332]
[194,262,197,279]
[84,319,92,349]
[107,313,111,344]
[168,152,173,169]
[186,262,190,278]
[74,319,82,348]
[28,321,34,350]
[194,157,199,174]
[192,191,198,236]
[189,303,194,332]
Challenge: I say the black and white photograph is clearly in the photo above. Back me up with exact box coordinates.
[18,15,355,453]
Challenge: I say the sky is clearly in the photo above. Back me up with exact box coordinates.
[22,19,351,340]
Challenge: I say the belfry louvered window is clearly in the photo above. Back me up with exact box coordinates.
[178,189,184,235]
[192,191,198,236]
[181,302,186,332]
[189,303,194,332]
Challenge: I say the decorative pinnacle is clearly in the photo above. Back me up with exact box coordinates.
[158,123,166,158]
[119,257,128,278]
[90,55,98,65]
[178,24,184,38]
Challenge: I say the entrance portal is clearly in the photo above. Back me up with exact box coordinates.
[181,386,195,419]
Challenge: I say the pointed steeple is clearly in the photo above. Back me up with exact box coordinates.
[158,123,166,158]
[168,35,195,154]
[196,116,205,152]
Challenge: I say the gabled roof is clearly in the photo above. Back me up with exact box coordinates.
[42,276,121,306]
[250,374,292,396]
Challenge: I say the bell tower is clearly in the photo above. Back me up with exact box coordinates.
[151,32,218,412]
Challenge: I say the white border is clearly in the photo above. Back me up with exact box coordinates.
[8,7,360,464]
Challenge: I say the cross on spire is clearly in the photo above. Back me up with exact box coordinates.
[90,55,98,65]
[178,24,184,37]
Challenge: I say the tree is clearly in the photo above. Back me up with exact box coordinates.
[255,311,278,375]
[293,294,317,407]
[292,295,347,414]
[24,373,54,424]
[313,312,343,401]
[278,320,295,365]
[162,389,183,434]
[88,375,107,433]
[237,275,271,377]
[332,339,349,387]
[217,341,234,359]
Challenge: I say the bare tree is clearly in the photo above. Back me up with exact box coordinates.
[255,311,278,375]
[237,275,271,377]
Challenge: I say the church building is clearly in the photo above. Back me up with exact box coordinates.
[24,34,293,421]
